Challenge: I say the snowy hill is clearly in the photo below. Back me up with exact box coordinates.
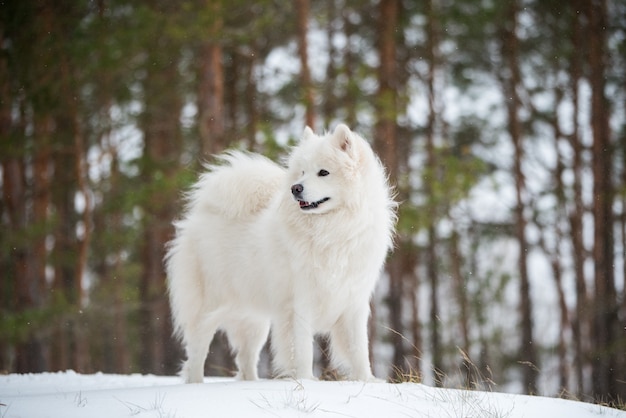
[1,371,624,418]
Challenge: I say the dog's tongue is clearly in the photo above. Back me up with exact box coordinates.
[299,201,308,208]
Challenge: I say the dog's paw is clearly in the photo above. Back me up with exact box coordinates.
[274,372,317,381]
[347,372,385,383]
[235,371,259,381]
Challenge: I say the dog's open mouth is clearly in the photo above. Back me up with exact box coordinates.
[298,197,330,210]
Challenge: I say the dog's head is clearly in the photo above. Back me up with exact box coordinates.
[287,124,369,215]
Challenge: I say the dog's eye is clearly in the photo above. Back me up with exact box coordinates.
[317,169,329,177]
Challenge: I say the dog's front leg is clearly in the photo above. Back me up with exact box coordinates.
[271,311,315,380]
[292,311,315,379]
[330,306,377,381]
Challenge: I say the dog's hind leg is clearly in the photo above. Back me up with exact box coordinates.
[228,318,270,380]
[181,316,219,384]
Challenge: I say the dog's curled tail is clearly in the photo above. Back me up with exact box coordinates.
[186,151,285,220]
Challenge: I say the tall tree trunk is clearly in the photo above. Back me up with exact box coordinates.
[424,0,443,387]
[114,184,130,373]
[568,0,588,397]
[244,50,259,150]
[375,0,402,378]
[549,241,570,393]
[586,0,619,401]
[0,28,14,371]
[426,208,441,384]
[3,132,43,373]
[407,246,422,378]
[198,1,225,157]
[451,229,472,388]
[500,0,537,394]
[342,9,357,128]
[109,151,131,373]
[375,0,398,175]
[550,100,571,394]
[621,116,626,401]
[8,0,57,374]
[387,254,406,378]
[295,0,315,128]
[50,125,78,372]
[41,0,86,372]
[32,118,52,308]
[224,50,237,143]
[322,0,338,128]
[60,34,91,373]
[139,14,183,374]
[2,16,46,367]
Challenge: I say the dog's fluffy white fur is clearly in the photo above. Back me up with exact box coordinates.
[166,124,396,383]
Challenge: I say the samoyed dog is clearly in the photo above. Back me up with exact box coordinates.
[166,124,396,383]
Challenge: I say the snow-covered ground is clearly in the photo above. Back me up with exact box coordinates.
[1,371,624,418]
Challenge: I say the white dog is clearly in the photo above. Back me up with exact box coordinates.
[166,124,396,383]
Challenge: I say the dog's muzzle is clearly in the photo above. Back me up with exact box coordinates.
[291,184,330,210]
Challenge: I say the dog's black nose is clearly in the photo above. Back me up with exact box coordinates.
[291,184,304,197]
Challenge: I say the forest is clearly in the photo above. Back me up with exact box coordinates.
[1,0,625,406]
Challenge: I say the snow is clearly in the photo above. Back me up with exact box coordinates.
[1,372,624,418]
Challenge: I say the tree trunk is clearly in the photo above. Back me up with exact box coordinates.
[1,62,44,370]
[62,39,91,373]
[375,0,398,176]
[568,0,588,397]
[387,255,406,378]
[0,34,14,371]
[550,99,571,394]
[244,50,259,151]
[622,118,626,401]
[616,113,626,399]
[375,0,402,379]
[139,17,183,374]
[451,229,472,388]
[110,153,131,373]
[50,125,78,372]
[550,245,570,393]
[32,118,52,308]
[198,1,225,158]
[47,0,86,371]
[322,0,338,128]
[586,0,619,401]
[3,139,43,373]
[295,0,315,128]
[408,248,422,379]
[500,0,538,394]
[342,9,357,128]
[424,0,443,387]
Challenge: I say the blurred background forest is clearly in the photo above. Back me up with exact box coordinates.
[1,0,625,405]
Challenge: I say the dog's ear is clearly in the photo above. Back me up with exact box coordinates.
[332,124,358,159]
[302,126,316,142]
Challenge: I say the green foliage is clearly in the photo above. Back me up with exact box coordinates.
[0,297,71,345]
[404,139,492,234]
